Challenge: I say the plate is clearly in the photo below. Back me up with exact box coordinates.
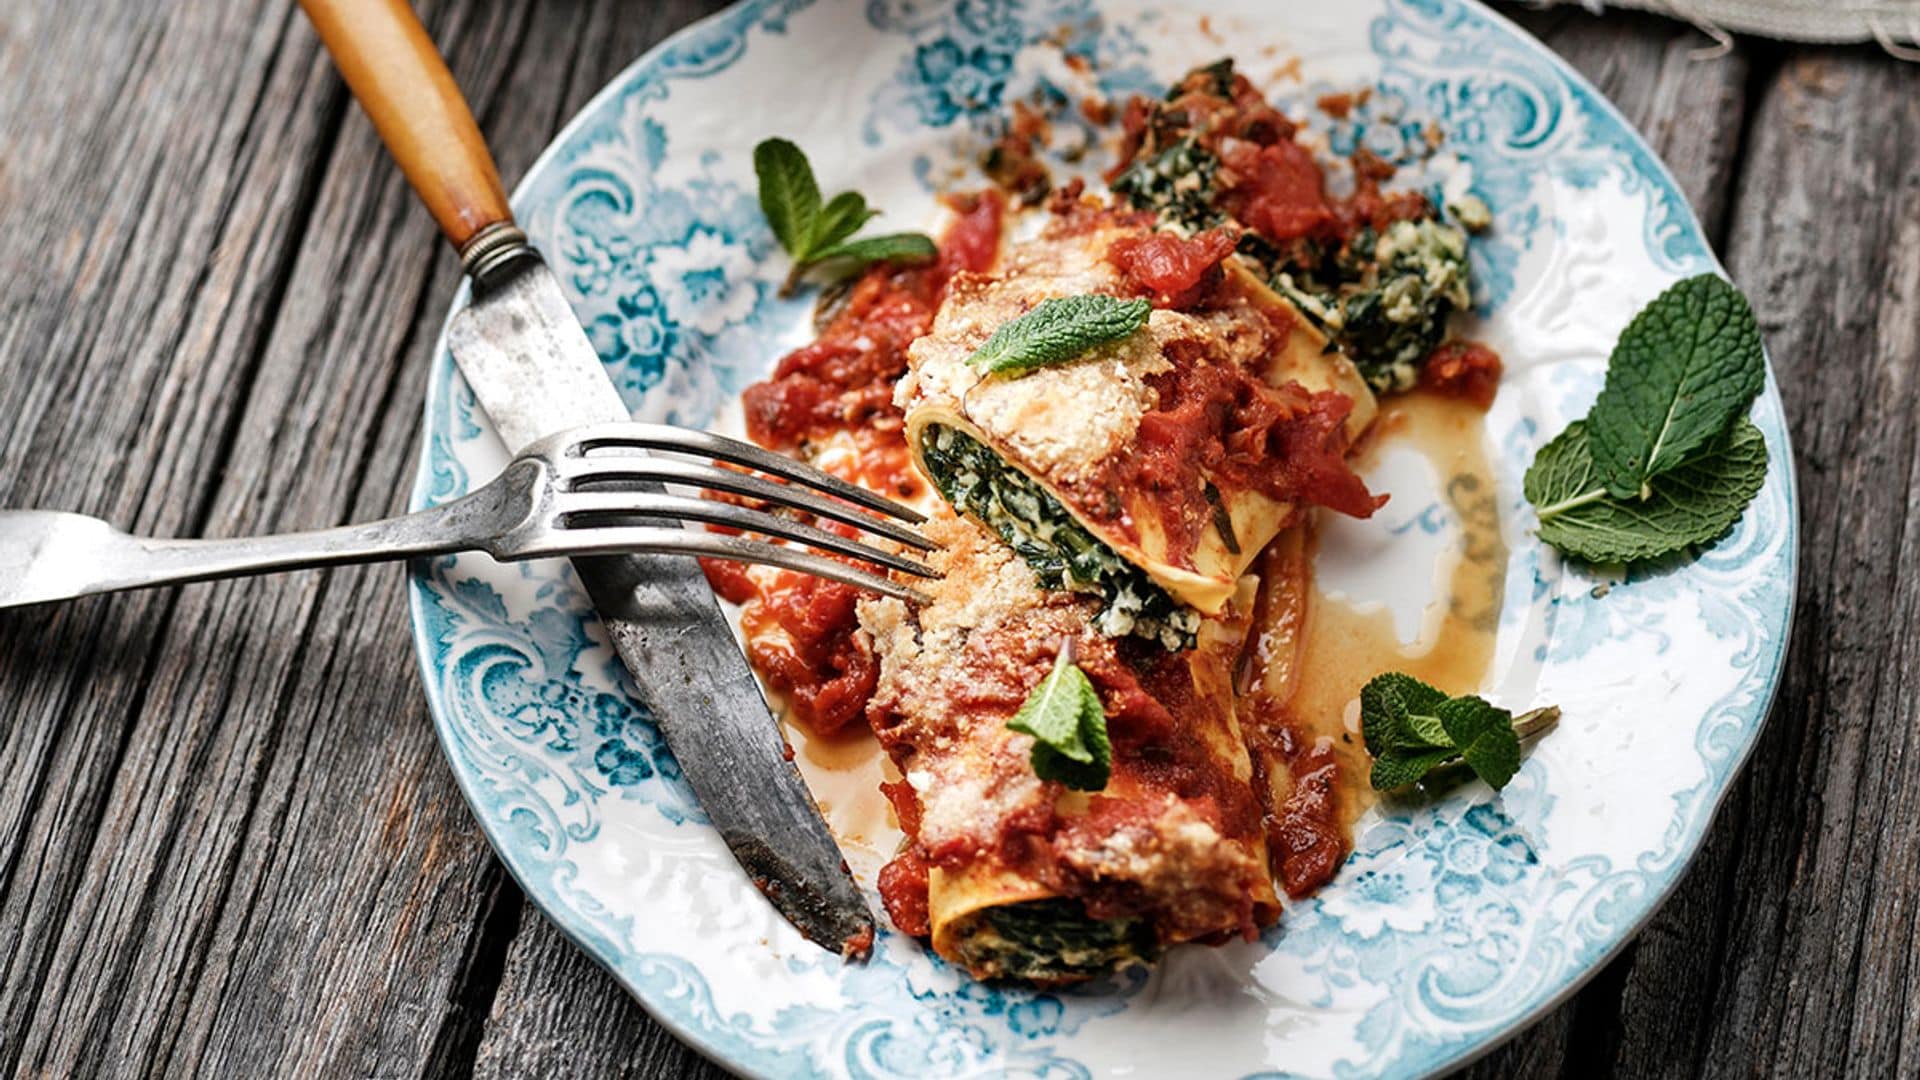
[405,1,1798,1075]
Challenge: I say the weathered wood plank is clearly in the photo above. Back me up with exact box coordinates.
[473,909,728,1080]
[0,2,352,1070]
[1677,48,1920,1080]
[0,0,609,1075]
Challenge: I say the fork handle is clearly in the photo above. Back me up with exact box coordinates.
[3,479,525,610]
[299,0,513,257]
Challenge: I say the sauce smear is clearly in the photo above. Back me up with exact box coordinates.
[1240,389,1506,896]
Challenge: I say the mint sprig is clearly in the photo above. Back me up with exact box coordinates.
[1360,672,1558,792]
[1007,642,1111,791]
[1526,273,1770,565]
[968,294,1152,376]
[1586,274,1765,498]
[1527,418,1767,564]
[753,137,935,296]
[812,232,938,271]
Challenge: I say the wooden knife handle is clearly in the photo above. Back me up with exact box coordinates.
[300,0,512,255]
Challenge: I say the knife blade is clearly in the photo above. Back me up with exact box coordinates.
[448,264,873,954]
[300,0,873,956]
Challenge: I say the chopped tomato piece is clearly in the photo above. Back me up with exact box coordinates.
[698,558,759,606]
[1107,228,1238,308]
[1220,140,1334,243]
[1420,340,1503,410]
[742,571,877,735]
[877,851,933,937]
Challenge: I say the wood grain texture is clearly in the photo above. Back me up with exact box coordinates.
[0,0,621,1075]
[1666,45,1920,1080]
[473,910,728,1080]
[0,0,1910,1077]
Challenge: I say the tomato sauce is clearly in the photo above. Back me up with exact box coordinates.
[1419,340,1503,410]
[1107,227,1238,308]
[704,191,1005,736]
[1242,708,1349,898]
[1115,63,1430,257]
[1219,139,1335,244]
[1111,64,1295,185]
[877,848,932,937]
[1066,352,1382,567]
[1094,639,1265,845]
[738,567,879,734]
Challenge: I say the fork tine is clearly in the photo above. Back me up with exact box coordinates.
[556,455,935,552]
[554,491,938,579]
[512,526,931,604]
[565,422,926,524]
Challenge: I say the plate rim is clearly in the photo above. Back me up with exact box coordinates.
[403,1,1803,1075]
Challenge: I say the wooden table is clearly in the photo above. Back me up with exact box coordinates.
[0,2,1912,1075]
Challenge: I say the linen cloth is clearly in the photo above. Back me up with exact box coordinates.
[1536,0,1920,51]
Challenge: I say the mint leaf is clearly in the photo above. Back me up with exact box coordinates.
[1370,748,1459,791]
[1527,418,1767,564]
[1586,274,1765,499]
[1359,671,1450,753]
[1435,696,1521,789]
[811,232,938,274]
[1008,647,1111,791]
[968,295,1152,375]
[1360,672,1549,791]
[1008,650,1093,761]
[755,139,934,296]
[1031,698,1111,791]
[753,138,820,259]
[811,191,878,252]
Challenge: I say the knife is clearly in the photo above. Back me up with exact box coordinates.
[300,0,873,956]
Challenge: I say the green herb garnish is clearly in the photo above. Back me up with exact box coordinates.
[1526,418,1768,564]
[753,137,936,296]
[1360,672,1558,791]
[1525,274,1770,564]
[967,294,1151,375]
[1008,643,1112,791]
[1585,274,1766,499]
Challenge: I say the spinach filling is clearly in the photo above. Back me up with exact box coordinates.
[951,899,1158,983]
[1116,146,1473,392]
[1110,136,1224,235]
[1272,217,1473,393]
[1108,59,1478,394]
[919,424,1200,651]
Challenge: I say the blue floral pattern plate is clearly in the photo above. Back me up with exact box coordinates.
[406,1,1798,1076]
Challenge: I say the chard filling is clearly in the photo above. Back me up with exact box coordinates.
[949,899,1158,983]
[1271,216,1472,393]
[919,424,1200,651]
[1107,57,1477,394]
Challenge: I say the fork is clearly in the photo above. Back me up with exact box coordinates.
[0,422,937,611]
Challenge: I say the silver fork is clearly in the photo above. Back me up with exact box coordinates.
[0,422,937,610]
